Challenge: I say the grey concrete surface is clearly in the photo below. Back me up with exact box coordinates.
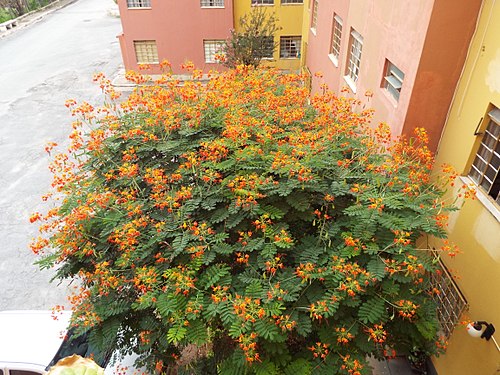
[0,0,122,310]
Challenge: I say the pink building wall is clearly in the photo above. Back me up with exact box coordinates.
[306,0,481,151]
[117,0,234,75]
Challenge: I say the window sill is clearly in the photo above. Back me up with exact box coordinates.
[310,28,317,36]
[460,176,500,222]
[343,75,357,94]
[380,87,398,108]
[127,7,152,10]
[201,6,225,9]
[328,53,339,67]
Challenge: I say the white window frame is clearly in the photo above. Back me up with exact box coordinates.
[469,107,500,206]
[200,0,224,7]
[252,0,274,5]
[204,40,225,63]
[328,14,342,66]
[344,29,363,92]
[311,0,319,33]
[127,0,151,8]
[133,40,159,64]
[383,60,405,102]
[279,36,301,59]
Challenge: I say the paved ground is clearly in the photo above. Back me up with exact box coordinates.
[0,0,122,310]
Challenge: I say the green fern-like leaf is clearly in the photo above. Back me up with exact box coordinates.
[253,361,279,375]
[286,191,310,212]
[245,280,264,299]
[167,324,187,344]
[199,264,231,288]
[185,319,209,344]
[283,358,312,375]
[367,259,386,281]
[358,296,386,324]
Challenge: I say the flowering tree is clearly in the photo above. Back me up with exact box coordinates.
[31,65,465,374]
[221,7,280,68]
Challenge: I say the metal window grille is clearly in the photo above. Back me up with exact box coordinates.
[204,40,225,63]
[281,0,303,4]
[330,14,342,59]
[260,36,275,58]
[134,40,158,64]
[383,61,405,101]
[200,0,224,6]
[311,0,318,29]
[429,257,468,339]
[252,0,274,5]
[469,108,500,204]
[346,29,363,83]
[279,36,301,58]
[127,0,151,8]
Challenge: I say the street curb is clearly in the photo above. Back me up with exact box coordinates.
[0,0,80,40]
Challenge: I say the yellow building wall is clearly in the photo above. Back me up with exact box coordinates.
[431,0,500,374]
[233,1,304,72]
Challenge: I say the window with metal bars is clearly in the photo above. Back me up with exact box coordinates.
[429,257,468,339]
[469,108,500,205]
[383,60,405,102]
[133,40,158,64]
[279,36,301,58]
[200,0,224,7]
[127,0,151,8]
[252,0,274,5]
[329,14,342,63]
[281,0,303,4]
[204,40,225,63]
[345,29,363,88]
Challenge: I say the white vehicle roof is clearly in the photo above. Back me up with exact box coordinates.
[0,310,71,369]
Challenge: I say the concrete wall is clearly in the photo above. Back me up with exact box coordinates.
[117,0,234,74]
[305,0,481,152]
[431,1,500,374]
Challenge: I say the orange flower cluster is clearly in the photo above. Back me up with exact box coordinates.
[340,354,364,375]
[396,299,419,320]
[366,324,387,343]
[336,327,355,344]
[233,295,265,323]
[308,342,330,359]
[238,333,260,363]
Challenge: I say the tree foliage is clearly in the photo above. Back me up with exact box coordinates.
[221,7,280,68]
[31,65,465,374]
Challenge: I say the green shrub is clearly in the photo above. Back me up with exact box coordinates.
[32,66,464,374]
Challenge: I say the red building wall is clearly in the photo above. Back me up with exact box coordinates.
[117,0,234,74]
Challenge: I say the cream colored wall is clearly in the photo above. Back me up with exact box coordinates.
[431,1,500,374]
[233,1,304,72]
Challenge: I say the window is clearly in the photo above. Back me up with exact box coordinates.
[134,40,159,64]
[204,40,225,63]
[329,14,342,64]
[430,257,468,339]
[127,0,151,8]
[252,0,274,5]
[201,0,224,6]
[9,371,42,375]
[311,0,318,30]
[383,61,404,101]
[281,0,303,3]
[280,36,301,58]
[344,29,363,89]
[260,36,275,59]
[469,108,500,205]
